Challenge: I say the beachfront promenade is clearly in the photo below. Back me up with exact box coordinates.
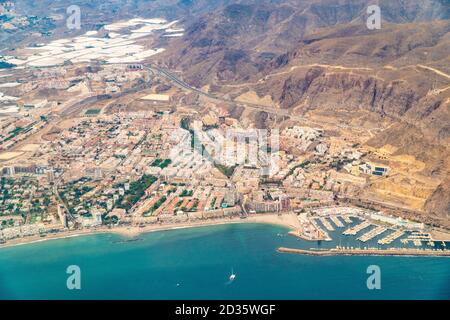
[0,212,303,247]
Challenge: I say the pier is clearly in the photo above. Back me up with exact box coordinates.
[410,231,432,240]
[403,231,433,247]
[318,217,334,231]
[343,220,371,236]
[277,247,450,257]
[357,226,387,243]
[330,216,344,228]
[378,229,405,245]
[341,215,353,224]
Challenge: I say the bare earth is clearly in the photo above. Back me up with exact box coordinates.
[430,229,450,242]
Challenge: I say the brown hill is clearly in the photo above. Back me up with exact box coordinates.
[159,0,450,218]
[425,178,450,219]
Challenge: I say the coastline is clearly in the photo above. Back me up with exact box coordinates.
[3,212,450,258]
[0,213,301,249]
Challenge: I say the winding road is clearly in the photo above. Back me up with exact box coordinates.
[146,64,304,121]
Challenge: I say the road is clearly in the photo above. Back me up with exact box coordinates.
[53,182,75,226]
[417,65,450,81]
[147,65,304,121]
[60,94,112,117]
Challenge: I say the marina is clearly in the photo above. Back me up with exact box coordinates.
[287,207,449,254]
[305,207,450,250]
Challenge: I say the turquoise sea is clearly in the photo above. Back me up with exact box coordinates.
[0,223,449,300]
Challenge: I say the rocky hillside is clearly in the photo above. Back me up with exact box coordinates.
[425,178,450,219]
[162,0,449,82]
[162,1,449,147]
[159,0,450,218]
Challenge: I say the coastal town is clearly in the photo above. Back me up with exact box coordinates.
[1,12,449,256]
[2,0,450,304]
[1,89,449,254]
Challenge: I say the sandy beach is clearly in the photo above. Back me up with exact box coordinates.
[113,213,301,237]
[0,213,301,249]
[3,212,449,250]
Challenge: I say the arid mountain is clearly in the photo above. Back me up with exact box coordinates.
[161,0,449,145]
[158,0,450,218]
[162,0,449,82]
[425,178,450,219]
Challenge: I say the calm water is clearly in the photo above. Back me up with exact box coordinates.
[0,223,449,300]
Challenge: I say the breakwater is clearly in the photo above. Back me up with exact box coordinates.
[277,247,450,257]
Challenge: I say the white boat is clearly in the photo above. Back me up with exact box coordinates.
[229,269,236,281]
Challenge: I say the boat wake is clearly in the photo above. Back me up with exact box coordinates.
[226,269,236,285]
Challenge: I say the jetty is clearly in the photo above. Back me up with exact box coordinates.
[410,231,432,240]
[318,217,334,231]
[343,220,371,236]
[378,230,405,245]
[341,215,353,224]
[357,226,387,243]
[403,232,433,247]
[288,230,328,242]
[277,247,450,258]
[330,216,344,228]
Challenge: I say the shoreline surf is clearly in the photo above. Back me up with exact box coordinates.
[0,213,300,249]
